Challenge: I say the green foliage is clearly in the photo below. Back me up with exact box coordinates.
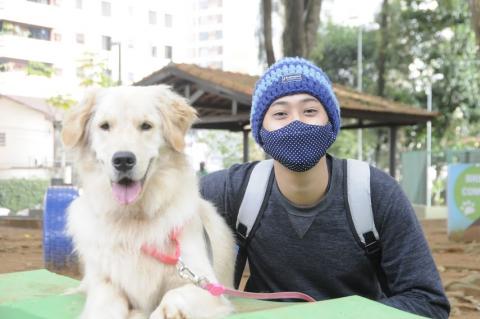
[49,52,114,110]
[388,0,480,145]
[196,130,264,169]
[26,61,54,77]
[311,23,378,92]
[77,52,115,88]
[47,94,77,110]
[312,0,479,159]
[0,179,49,213]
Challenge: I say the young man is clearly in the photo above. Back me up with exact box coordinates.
[200,57,450,318]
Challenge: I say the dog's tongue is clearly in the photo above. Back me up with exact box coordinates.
[111,181,142,205]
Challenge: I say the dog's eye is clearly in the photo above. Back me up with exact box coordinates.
[99,122,110,131]
[140,122,153,131]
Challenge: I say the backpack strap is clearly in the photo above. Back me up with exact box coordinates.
[345,159,391,296]
[346,159,380,250]
[236,159,274,239]
[234,159,274,288]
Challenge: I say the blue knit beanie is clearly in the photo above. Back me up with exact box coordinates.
[251,57,341,145]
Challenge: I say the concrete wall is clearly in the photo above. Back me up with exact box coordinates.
[0,97,54,173]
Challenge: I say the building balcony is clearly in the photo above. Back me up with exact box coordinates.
[0,34,60,64]
[0,0,61,29]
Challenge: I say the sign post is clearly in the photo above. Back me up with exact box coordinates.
[448,164,480,241]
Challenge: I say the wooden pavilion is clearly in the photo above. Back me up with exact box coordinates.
[135,63,437,177]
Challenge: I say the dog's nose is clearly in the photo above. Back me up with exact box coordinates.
[112,151,136,172]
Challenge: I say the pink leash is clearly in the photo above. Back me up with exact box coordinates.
[203,283,316,302]
[141,228,316,303]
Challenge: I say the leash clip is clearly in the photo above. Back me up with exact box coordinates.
[176,258,208,286]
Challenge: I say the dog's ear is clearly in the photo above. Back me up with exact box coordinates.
[159,94,197,152]
[61,89,98,149]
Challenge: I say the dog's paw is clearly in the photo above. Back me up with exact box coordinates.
[150,289,190,319]
[150,285,232,319]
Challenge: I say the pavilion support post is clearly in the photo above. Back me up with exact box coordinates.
[184,85,190,99]
[243,130,249,163]
[389,126,397,178]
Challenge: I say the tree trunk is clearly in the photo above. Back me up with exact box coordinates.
[282,0,305,56]
[373,0,389,167]
[470,0,480,53]
[262,0,276,66]
[304,0,322,57]
[377,0,388,97]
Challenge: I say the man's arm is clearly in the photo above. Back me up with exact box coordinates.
[371,168,450,319]
[199,168,233,227]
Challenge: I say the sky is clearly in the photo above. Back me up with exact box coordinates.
[322,0,383,27]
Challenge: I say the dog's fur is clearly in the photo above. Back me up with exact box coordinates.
[62,85,235,319]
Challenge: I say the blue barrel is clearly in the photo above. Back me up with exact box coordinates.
[43,186,79,272]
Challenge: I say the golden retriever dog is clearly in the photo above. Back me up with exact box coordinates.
[62,85,235,319]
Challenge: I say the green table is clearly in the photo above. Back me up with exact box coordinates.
[0,270,426,319]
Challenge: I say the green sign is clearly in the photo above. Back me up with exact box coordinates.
[454,165,480,221]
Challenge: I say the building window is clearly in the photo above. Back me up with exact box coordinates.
[165,14,173,28]
[29,25,51,40]
[215,30,222,39]
[76,0,82,9]
[101,1,111,17]
[151,46,157,57]
[101,35,111,50]
[149,11,157,24]
[199,32,208,41]
[27,0,50,4]
[165,46,172,59]
[0,133,5,147]
[76,33,85,44]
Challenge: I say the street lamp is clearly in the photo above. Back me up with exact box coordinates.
[357,25,363,160]
[111,41,122,85]
[347,16,378,161]
[425,73,443,207]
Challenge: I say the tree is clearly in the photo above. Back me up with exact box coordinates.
[470,0,480,52]
[47,94,76,110]
[196,130,264,169]
[50,52,115,111]
[310,23,378,90]
[26,61,54,77]
[262,0,276,65]
[76,52,115,88]
[282,0,322,58]
[376,0,389,97]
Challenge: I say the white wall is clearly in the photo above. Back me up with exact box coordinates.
[0,97,54,171]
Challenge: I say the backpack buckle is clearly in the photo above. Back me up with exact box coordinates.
[237,223,248,242]
[364,240,380,255]
[363,231,380,255]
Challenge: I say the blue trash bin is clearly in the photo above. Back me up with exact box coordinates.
[43,186,79,272]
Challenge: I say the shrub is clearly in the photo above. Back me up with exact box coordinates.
[0,179,49,213]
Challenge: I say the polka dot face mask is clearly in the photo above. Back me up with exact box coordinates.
[260,121,336,172]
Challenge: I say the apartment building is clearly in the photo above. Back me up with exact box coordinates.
[0,0,278,179]
[0,0,191,98]
[189,0,269,75]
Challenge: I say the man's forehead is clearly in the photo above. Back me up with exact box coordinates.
[270,94,321,106]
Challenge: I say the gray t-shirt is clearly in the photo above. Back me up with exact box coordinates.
[200,155,449,319]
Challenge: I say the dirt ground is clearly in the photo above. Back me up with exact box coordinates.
[1,219,479,318]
